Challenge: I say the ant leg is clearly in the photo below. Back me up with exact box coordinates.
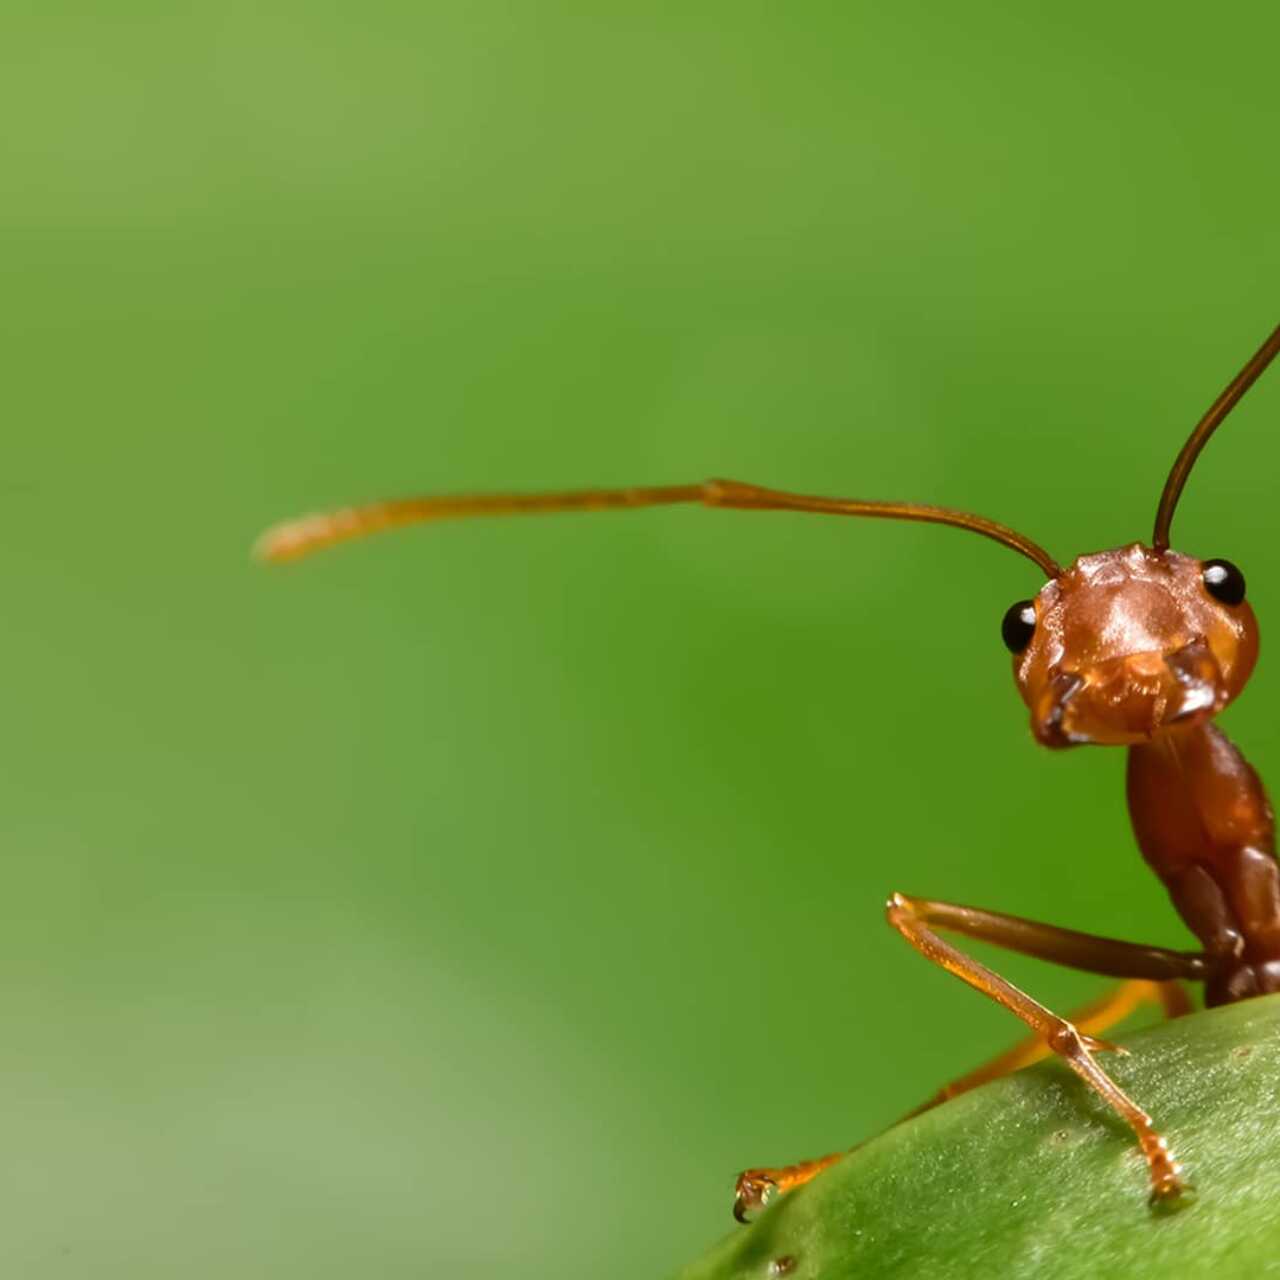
[733,1154,843,1223]
[731,903,1204,1221]
[886,892,1195,1205]
[732,905,1204,1221]
[903,977,1191,1119]
[731,978,1190,1221]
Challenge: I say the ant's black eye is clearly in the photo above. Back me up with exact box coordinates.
[1202,559,1246,606]
[1001,600,1036,653]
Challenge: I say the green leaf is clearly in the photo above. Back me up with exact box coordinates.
[677,995,1280,1280]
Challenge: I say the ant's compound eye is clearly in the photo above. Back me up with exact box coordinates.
[1001,600,1037,653]
[1202,559,1246,606]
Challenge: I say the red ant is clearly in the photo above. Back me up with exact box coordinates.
[258,321,1280,1217]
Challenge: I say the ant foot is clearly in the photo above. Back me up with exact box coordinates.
[732,1153,843,1222]
[1148,1168,1196,1215]
[733,1169,778,1223]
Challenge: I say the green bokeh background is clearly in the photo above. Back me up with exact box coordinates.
[5,4,1279,1277]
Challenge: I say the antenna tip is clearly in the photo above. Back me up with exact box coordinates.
[252,513,334,564]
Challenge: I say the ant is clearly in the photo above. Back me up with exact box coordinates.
[258,321,1280,1218]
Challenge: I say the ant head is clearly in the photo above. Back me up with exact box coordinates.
[997,325,1280,749]
[1005,546,1258,748]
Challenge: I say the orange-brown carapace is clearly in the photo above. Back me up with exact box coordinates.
[258,321,1280,1217]
[1005,539,1278,1014]
[1014,544,1259,749]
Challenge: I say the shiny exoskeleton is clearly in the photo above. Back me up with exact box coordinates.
[258,321,1280,1217]
[1017,543,1279,1008]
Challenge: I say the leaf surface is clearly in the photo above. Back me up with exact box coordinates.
[677,996,1280,1280]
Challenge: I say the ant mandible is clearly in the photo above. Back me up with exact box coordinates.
[258,321,1280,1216]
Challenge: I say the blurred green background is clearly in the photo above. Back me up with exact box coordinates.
[4,3,1279,1277]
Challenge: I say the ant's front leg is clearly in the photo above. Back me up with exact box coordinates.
[732,978,1188,1221]
[887,892,1198,1205]
[732,899,1206,1222]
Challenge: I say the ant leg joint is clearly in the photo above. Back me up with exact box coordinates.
[1048,1020,1125,1057]
[1047,1022,1082,1055]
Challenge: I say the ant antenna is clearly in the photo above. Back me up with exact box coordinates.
[256,478,1061,578]
[1153,322,1280,551]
